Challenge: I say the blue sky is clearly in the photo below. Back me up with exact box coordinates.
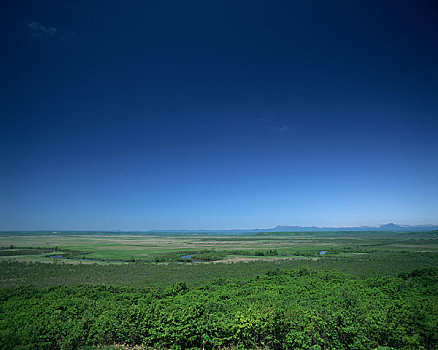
[1,0,437,230]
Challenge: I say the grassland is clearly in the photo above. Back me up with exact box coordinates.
[2,230,438,262]
[1,231,438,349]
[1,231,437,289]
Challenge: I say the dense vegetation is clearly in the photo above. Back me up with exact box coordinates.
[2,249,438,290]
[1,267,437,350]
[1,232,437,349]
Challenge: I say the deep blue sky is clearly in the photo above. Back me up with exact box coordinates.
[1,1,437,230]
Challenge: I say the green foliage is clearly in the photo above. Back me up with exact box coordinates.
[0,247,59,256]
[1,268,437,349]
[193,249,227,261]
[1,232,438,349]
[1,248,438,291]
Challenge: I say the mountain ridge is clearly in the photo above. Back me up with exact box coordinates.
[146,223,438,233]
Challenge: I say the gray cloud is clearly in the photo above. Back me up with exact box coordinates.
[28,21,58,38]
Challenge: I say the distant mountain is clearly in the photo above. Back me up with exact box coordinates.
[378,223,403,231]
[268,223,438,232]
[147,223,438,234]
[2,224,437,236]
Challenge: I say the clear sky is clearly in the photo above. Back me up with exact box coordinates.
[1,1,437,230]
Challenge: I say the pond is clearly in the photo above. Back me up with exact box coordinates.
[181,254,199,262]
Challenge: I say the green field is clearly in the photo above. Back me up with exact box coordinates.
[1,231,437,349]
[2,230,438,263]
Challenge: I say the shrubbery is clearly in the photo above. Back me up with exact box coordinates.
[1,267,437,349]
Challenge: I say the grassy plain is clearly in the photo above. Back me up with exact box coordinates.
[1,231,438,349]
[2,231,438,261]
[1,231,438,289]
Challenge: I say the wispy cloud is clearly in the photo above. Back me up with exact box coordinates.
[258,116,273,123]
[27,21,75,40]
[28,21,58,38]
[268,124,289,132]
[258,113,289,132]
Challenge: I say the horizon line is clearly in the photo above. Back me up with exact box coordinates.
[1,223,438,232]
